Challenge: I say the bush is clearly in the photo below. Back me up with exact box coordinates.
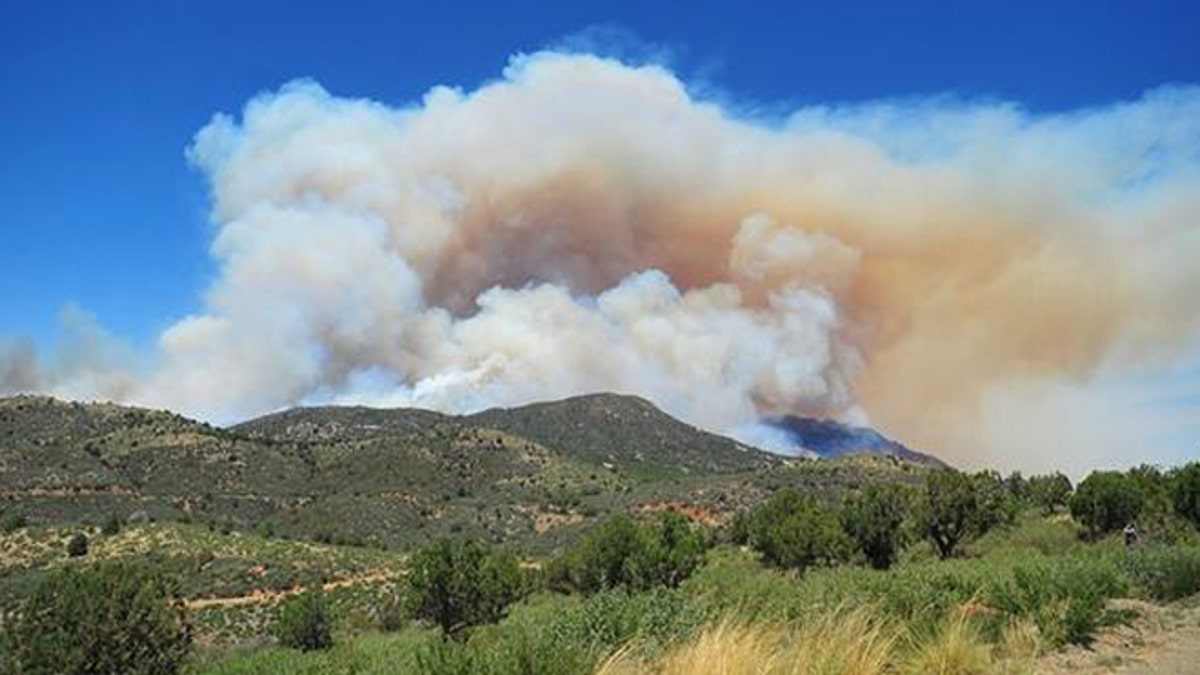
[916,471,982,559]
[985,556,1128,647]
[101,514,121,536]
[1,511,27,534]
[1120,545,1200,601]
[1028,473,1073,515]
[743,489,850,572]
[0,562,191,674]
[840,484,910,569]
[556,513,706,593]
[1070,471,1145,539]
[402,538,523,637]
[66,532,89,558]
[273,589,334,651]
[1172,462,1200,530]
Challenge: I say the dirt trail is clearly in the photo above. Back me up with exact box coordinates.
[185,570,396,610]
[1038,598,1200,674]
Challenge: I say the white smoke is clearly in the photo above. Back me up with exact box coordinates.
[4,51,1200,471]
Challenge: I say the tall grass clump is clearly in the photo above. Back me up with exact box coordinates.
[901,614,994,675]
[598,608,900,675]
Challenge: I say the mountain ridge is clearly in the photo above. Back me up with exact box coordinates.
[0,392,938,551]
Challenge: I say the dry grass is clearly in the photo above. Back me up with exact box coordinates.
[597,606,1041,675]
[598,607,897,675]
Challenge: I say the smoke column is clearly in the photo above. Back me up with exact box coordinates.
[4,52,1200,471]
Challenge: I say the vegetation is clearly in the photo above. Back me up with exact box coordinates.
[65,532,89,558]
[400,538,523,638]
[3,394,1200,674]
[1,512,27,534]
[272,590,334,651]
[0,562,191,675]
[1028,472,1073,515]
[1172,461,1200,529]
[738,488,850,572]
[1070,470,1146,538]
[916,470,989,559]
[101,514,122,536]
[552,512,706,593]
[840,483,910,569]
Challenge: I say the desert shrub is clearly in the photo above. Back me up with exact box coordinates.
[985,556,1128,647]
[550,587,700,652]
[0,562,191,674]
[101,514,121,536]
[377,597,408,633]
[557,513,706,593]
[1172,462,1200,529]
[273,589,334,651]
[1028,472,1073,515]
[415,623,593,675]
[916,471,983,559]
[1120,545,1200,601]
[402,538,523,637]
[840,483,910,569]
[66,532,89,557]
[1,511,27,534]
[1070,471,1145,538]
[743,489,850,572]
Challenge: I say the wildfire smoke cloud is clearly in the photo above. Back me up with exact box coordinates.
[4,52,1199,470]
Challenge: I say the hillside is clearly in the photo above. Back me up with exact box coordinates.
[0,393,934,552]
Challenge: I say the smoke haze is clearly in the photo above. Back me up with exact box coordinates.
[4,52,1199,471]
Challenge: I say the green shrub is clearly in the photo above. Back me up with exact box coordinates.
[1070,471,1145,538]
[0,562,191,674]
[1172,463,1200,530]
[1120,545,1200,601]
[1,511,27,534]
[101,514,121,536]
[557,513,706,593]
[743,489,850,572]
[402,538,523,637]
[985,556,1127,647]
[66,532,89,558]
[840,483,910,569]
[549,587,699,652]
[377,597,408,633]
[273,589,334,651]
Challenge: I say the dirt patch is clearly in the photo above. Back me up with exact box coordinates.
[1037,597,1200,674]
[185,570,397,610]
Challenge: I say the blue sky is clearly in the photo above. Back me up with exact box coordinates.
[2,0,1198,350]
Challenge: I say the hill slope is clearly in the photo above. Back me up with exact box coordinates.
[0,393,935,551]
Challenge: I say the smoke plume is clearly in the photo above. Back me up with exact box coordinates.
[5,52,1200,471]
